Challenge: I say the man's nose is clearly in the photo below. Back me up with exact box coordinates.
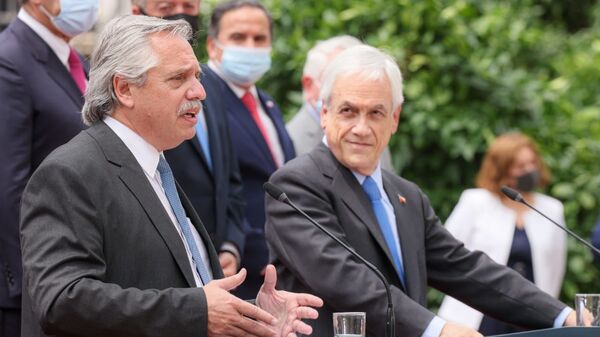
[188,79,206,100]
[352,115,371,136]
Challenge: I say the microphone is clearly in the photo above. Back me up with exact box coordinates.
[501,186,600,256]
[264,182,395,337]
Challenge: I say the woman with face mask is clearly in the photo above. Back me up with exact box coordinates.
[437,132,567,335]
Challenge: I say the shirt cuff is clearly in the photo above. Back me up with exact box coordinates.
[422,316,446,337]
[553,307,573,327]
[219,242,241,267]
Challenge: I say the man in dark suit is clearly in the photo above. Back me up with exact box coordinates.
[265,45,577,337]
[0,0,97,335]
[19,15,321,337]
[132,0,246,278]
[204,0,296,298]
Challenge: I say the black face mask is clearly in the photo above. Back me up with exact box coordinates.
[163,13,200,42]
[515,170,540,192]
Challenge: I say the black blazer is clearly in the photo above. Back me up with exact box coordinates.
[201,66,295,299]
[165,64,246,254]
[265,143,566,337]
[0,18,86,309]
[20,122,223,337]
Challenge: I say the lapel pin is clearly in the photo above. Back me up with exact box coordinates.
[266,100,274,109]
[398,194,406,204]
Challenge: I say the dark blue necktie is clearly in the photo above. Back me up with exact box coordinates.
[157,156,212,284]
[362,176,406,287]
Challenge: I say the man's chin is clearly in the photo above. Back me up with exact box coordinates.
[342,156,377,175]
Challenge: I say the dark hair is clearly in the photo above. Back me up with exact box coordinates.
[208,0,273,39]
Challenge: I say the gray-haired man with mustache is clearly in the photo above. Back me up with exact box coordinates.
[19,15,322,337]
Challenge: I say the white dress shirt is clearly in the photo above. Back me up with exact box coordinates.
[208,60,285,166]
[105,116,213,287]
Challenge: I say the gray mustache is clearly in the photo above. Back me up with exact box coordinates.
[177,99,202,116]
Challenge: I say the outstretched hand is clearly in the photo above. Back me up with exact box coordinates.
[256,265,324,337]
[205,268,277,337]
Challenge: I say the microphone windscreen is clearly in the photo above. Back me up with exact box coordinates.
[501,186,522,201]
[264,182,284,201]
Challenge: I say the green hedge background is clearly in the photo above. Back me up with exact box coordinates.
[196,0,600,308]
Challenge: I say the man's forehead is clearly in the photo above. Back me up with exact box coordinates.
[220,7,270,32]
[148,33,197,67]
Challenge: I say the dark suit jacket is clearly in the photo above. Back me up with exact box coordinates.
[265,143,566,337]
[19,122,224,337]
[165,64,245,254]
[201,66,295,298]
[0,18,86,309]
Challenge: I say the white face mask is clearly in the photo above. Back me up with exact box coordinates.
[216,42,272,86]
[39,0,99,37]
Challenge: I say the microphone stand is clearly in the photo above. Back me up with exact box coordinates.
[501,186,600,256]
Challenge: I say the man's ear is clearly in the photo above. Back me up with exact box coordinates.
[320,102,328,130]
[391,105,402,133]
[113,75,135,109]
[131,5,142,15]
[207,36,220,61]
[301,75,313,92]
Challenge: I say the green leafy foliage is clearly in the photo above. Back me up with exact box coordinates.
[198,0,600,308]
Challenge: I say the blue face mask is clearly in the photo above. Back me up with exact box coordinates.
[218,44,271,86]
[40,0,99,37]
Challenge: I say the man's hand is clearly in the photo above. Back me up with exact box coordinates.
[219,251,238,277]
[256,265,324,337]
[565,308,595,327]
[440,322,483,337]
[205,269,277,337]
[564,310,578,326]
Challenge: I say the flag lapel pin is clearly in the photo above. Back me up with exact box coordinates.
[398,194,406,204]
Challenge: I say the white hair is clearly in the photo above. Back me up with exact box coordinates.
[319,45,404,110]
[82,15,191,126]
[302,35,362,80]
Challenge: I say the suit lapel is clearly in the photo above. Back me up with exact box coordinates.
[17,18,85,108]
[323,149,400,286]
[382,172,419,299]
[90,122,198,287]
[257,91,293,162]
[222,85,277,170]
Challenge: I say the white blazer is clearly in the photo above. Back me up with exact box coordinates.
[437,188,567,329]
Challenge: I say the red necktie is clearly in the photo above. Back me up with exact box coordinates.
[68,48,86,94]
[241,91,278,166]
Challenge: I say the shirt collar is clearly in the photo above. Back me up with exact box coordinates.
[104,116,161,178]
[18,8,70,68]
[207,60,259,100]
[351,165,384,190]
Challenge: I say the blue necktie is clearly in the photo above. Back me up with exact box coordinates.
[362,176,406,287]
[157,156,212,284]
[195,114,212,170]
